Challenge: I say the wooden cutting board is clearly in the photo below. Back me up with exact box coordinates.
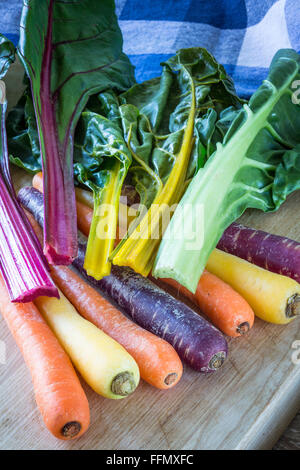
[0,177,299,451]
[0,63,299,450]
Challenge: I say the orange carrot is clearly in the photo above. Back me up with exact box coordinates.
[32,172,252,338]
[26,211,183,389]
[160,271,255,337]
[75,200,92,236]
[0,275,90,439]
[33,172,92,236]
[32,172,43,192]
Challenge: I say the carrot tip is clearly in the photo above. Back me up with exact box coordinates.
[164,373,178,386]
[236,321,250,335]
[61,421,82,439]
[286,294,300,318]
[111,371,137,397]
[208,351,226,370]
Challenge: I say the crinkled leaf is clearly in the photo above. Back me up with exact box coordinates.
[7,89,42,173]
[118,48,242,206]
[74,110,131,193]
[112,48,242,276]
[154,49,300,292]
[0,34,15,79]
[74,110,131,278]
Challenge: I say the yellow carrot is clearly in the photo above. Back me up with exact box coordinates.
[206,249,300,324]
[35,289,140,398]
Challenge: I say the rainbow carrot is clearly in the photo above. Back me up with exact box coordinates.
[27,213,183,390]
[160,270,254,337]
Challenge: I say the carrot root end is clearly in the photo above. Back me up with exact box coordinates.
[208,351,226,370]
[236,321,250,335]
[164,372,178,386]
[61,421,82,439]
[286,294,300,319]
[111,371,137,397]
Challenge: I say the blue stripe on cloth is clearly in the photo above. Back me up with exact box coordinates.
[120,0,249,29]
[4,33,19,46]
[244,0,279,25]
[285,0,300,51]
[0,3,21,38]
[119,20,245,64]
[128,54,173,83]
[223,64,269,98]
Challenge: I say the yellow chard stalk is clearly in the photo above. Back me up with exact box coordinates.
[112,80,196,276]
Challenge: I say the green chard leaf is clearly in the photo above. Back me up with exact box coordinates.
[120,47,242,182]
[7,88,42,173]
[74,109,131,278]
[0,33,16,187]
[153,49,300,292]
[8,46,242,279]
[0,34,15,78]
[112,48,242,276]
[18,0,135,264]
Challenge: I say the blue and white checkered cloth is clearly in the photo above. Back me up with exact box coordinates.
[1,0,299,98]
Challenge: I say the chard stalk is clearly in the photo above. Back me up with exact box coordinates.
[0,81,58,302]
[84,162,123,280]
[112,81,196,276]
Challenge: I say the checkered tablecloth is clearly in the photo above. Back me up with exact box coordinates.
[1,0,299,98]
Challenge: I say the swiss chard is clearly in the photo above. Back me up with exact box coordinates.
[74,109,131,279]
[112,48,242,276]
[153,49,300,292]
[0,35,58,302]
[18,0,135,264]
[9,47,241,279]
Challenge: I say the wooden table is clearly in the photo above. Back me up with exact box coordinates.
[0,178,299,449]
[274,411,300,450]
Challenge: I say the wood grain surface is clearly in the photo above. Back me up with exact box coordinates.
[0,62,299,450]
[274,412,300,450]
[0,179,299,450]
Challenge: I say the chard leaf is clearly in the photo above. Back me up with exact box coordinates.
[120,48,242,181]
[0,34,15,79]
[18,0,135,264]
[8,46,242,279]
[153,49,300,292]
[112,48,242,276]
[0,34,15,188]
[7,89,42,173]
[74,110,131,278]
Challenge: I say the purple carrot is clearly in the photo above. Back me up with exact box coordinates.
[218,222,300,282]
[18,186,228,373]
[75,257,228,373]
